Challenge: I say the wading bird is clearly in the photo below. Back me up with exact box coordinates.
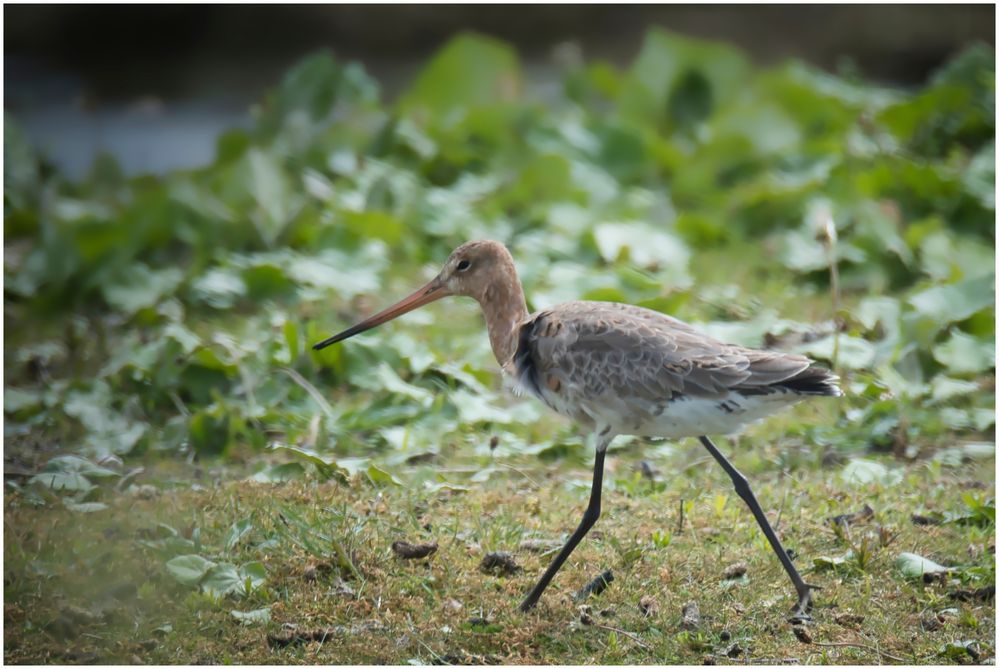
[313,240,841,618]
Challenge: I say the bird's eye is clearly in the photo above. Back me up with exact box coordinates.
[456,260,471,272]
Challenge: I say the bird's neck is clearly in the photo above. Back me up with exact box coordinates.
[477,269,529,369]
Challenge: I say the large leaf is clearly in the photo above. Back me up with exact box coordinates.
[188,408,231,457]
[231,607,271,625]
[620,28,750,130]
[101,263,184,313]
[896,552,952,579]
[225,519,253,552]
[592,221,691,277]
[795,334,877,371]
[267,50,341,121]
[200,563,242,597]
[840,459,902,486]
[909,275,995,324]
[246,149,294,246]
[30,471,93,493]
[166,555,216,587]
[400,33,519,116]
[933,330,995,374]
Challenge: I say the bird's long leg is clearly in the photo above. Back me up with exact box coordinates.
[519,445,608,612]
[698,435,819,620]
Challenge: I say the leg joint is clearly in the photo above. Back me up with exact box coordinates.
[730,471,753,501]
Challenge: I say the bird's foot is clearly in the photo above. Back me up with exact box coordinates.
[788,582,821,623]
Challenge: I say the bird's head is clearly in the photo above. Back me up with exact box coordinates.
[312,240,515,350]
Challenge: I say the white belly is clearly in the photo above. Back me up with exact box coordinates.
[557,390,802,439]
[629,394,802,438]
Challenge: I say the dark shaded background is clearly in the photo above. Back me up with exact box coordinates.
[5,5,995,177]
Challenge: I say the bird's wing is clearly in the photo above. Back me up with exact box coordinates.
[515,301,812,403]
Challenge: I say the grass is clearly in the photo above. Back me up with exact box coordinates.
[5,431,994,664]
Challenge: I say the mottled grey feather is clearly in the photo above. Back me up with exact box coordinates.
[515,301,838,409]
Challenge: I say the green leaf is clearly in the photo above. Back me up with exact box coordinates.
[200,563,242,597]
[231,607,271,625]
[286,250,382,299]
[198,561,265,597]
[355,363,434,406]
[191,268,246,309]
[813,551,855,571]
[30,471,92,492]
[400,33,519,115]
[963,140,995,209]
[840,459,902,486]
[283,319,300,363]
[246,149,294,246]
[270,51,341,121]
[366,465,402,487]
[270,444,348,481]
[933,330,995,374]
[955,492,996,526]
[250,462,306,483]
[855,296,902,340]
[188,408,231,457]
[101,263,184,314]
[713,102,801,156]
[4,113,42,213]
[225,519,253,552]
[166,554,216,586]
[795,335,876,370]
[41,455,120,479]
[5,387,43,414]
[621,28,749,130]
[667,69,713,131]
[909,275,995,324]
[592,222,691,277]
[29,454,123,493]
[896,552,951,579]
[929,375,981,403]
[238,562,267,592]
[939,640,981,662]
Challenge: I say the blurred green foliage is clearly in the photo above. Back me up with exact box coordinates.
[4,30,994,486]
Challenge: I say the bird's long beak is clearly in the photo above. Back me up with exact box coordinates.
[312,279,450,350]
